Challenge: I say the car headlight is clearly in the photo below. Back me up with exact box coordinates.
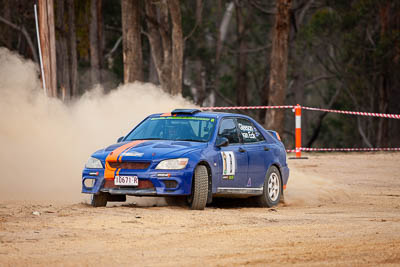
[85,157,103,169]
[156,158,188,170]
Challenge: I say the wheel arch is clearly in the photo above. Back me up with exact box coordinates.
[268,162,283,185]
[270,163,283,177]
[195,160,213,203]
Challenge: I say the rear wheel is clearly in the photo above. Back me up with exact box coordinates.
[91,192,108,207]
[188,165,209,210]
[256,166,282,207]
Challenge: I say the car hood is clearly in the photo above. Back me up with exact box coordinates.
[92,140,207,162]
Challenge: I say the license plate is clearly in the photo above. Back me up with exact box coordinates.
[114,175,139,186]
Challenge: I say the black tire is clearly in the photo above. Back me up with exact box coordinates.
[256,165,282,207]
[188,165,209,210]
[91,193,108,207]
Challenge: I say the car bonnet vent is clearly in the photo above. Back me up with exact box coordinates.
[171,109,202,115]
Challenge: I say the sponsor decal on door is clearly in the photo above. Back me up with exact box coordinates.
[221,151,236,179]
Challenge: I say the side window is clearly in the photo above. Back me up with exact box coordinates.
[218,118,240,144]
[237,118,265,143]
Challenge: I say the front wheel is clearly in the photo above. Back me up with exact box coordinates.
[256,166,282,207]
[188,165,209,210]
[91,192,108,207]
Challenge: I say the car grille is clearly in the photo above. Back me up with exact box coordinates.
[108,162,150,170]
[162,180,178,189]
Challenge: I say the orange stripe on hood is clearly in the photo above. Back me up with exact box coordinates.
[104,140,146,179]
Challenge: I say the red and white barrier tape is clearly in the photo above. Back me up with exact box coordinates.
[200,105,400,153]
[200,105,294,111]
[201,105,400,119]
[286,147,400,153]
[301,106,400,119]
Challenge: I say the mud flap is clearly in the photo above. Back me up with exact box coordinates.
[207,175,213,204]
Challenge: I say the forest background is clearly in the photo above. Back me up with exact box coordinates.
[0,0,399,149]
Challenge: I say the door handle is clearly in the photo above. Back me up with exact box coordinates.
[264,146,270,151]
[238,147,246,153]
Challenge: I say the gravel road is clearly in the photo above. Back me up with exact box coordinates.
[1,153,399,266]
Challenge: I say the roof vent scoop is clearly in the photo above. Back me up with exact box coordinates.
[171,109,202,115]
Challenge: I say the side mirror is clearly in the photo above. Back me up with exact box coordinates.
[117,136,124,143]
[216,137,229,147]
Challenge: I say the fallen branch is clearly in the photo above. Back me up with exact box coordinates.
[105,36,122,59]
[0,16,39,64]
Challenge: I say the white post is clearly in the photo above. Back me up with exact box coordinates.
[34,4,47,96]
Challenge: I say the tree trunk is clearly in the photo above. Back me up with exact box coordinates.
[68,0,79,97]
[376,2,390,147]
[97,0,104,68]
[144,1,160,65]
[211,1,235,105]
[90,0,101,85]
[148,53,159,84]
[168,0,183,95]
[145,0,171,93]
[265,0,291,134]
[159,0,172,94]
[235,4,248,106]
[216,2,234,63]
[377,75,389,147]
[258,71,270,122]
[2,0,12,48]
[145,0,164,87]
[196,0,203,26]
[38,0,58,97]
[144,0,183,95]
[196,60,206,104]
[48,0,57,97]
[121,0,143,83]
[56,0,71,101]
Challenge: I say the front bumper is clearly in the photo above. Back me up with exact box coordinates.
[101,188,157,196]
[82,168,194,196]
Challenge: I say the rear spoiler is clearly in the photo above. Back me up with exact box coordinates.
[171,109,201,115]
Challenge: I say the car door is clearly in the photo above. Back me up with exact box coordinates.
[236,118,269,189]
[216,118,249,188]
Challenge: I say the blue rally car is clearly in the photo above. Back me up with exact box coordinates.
[82,109,289,210]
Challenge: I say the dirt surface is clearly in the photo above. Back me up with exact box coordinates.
[1,153,400,266]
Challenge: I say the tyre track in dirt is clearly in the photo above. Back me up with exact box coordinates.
[0,153,400,266]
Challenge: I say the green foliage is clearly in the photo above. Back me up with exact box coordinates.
[310,8,338,35]
[296,0,400,147]
[3,0,398,147]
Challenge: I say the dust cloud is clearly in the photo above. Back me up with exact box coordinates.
[0,48,195,203]
[284,165,350,206]
[0,48,342,207]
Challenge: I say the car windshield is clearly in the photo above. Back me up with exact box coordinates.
[125,116,216,142]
